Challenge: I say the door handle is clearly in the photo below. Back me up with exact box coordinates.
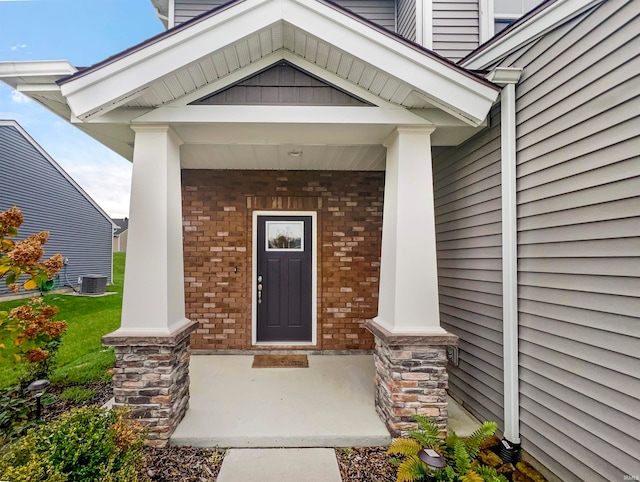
[257,275,263,304]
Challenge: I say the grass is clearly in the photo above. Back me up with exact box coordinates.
[0,253,125,389]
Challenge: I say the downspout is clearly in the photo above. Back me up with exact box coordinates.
[486,66,523,461]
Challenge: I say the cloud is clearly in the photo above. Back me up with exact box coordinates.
[10,90,30,104]
[10,44,27,52]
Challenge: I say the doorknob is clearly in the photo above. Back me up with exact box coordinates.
[257,275,263,304]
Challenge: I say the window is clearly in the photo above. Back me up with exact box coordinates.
[493,0,543,34]
[266,221,304,251]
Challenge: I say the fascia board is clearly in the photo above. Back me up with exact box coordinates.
[0,60,76,88]
[286,0,498,124]
[60,0,276,118]
[462,0,604,70]
[60,0,496,125]
[133,105,434,126]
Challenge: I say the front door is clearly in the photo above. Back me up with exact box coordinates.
[256,215,313,342]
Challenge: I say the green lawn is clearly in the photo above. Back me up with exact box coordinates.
[0,253,125,388]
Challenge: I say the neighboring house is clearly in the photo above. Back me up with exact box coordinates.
[1,0,638,480]
[0,120,115,296]
[112,218,129,252]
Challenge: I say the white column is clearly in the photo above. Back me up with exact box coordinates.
[374,126,445,334]
[118,125,189,336]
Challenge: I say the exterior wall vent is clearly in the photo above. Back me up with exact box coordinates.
[80,275,107,295]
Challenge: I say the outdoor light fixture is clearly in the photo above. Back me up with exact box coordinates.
[27,379,50,420]
[418,448,446,468]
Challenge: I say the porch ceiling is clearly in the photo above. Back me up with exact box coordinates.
[0,0,499,167]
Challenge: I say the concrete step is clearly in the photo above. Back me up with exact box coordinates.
[217,448,342,482]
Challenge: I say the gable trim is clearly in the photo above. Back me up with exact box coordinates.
[164,51,400,109]
[56,0,498,125]
[461,0,605,69]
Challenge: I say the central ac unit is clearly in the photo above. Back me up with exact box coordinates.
[80,275,107,295]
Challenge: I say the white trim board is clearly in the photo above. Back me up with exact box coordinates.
[251,210,318,347]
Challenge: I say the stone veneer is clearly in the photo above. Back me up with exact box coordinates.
[102,321,197,447]
[366,320,459,437]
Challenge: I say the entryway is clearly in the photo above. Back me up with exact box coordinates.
[253,212,317,345]
[170,355,391,447]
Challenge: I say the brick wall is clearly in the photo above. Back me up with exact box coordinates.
[182,170,384,351]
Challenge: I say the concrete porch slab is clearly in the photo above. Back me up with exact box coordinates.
[217,448,342,482]
[170,355,392,448]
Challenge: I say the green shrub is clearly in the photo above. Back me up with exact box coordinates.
[0,405,147,482]
[0,385,36,445]
[0,385,53,445]
[59,386,95,403]
[388,415,507,482]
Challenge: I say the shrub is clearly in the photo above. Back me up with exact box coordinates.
[59,386,95,403]
[388,415,507,482]
[0,206,66,378]
[0,406,147,482]
[0,384,54,446]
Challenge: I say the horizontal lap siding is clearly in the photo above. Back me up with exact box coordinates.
[174,0,227,25]
[505,0,640,479]
[175,0,397,31]
[332,0,397,31]
[397,0,416,41]
[433,105,504,427]
[0,125,113,296]
[432,1,480,62]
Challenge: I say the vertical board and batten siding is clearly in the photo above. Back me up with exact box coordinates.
[432,0,480,62]
[498,0,640,479]
[175,0,398,31]
[396,0,416,41]
[432,104,504,428]
[0,125,113,296]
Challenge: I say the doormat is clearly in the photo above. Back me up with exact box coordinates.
[252,354,309,368]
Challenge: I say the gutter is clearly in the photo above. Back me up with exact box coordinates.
[486,66,523,461]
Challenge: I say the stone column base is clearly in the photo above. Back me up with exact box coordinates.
[102,320,198,447]
[365,320,459,438]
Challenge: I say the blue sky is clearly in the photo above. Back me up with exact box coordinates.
[0,0,165,218]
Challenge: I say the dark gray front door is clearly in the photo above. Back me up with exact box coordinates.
[256,215,313,342]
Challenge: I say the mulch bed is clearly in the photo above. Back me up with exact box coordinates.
[142,446,225,482]
[336,447,396,482]
[43,381,113,420]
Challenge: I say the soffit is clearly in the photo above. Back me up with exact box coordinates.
[123,22,428,110]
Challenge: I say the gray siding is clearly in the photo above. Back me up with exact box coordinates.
[0,124,113,296]
[175,0,397,31]
[333,0,396,31]
[396,0,416,41]
[443,0,640,480]
[174,0,227,25]
[433,104,504,427]
[192,62,370,105]
[433,0,480,62]
[506,1,640,479]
